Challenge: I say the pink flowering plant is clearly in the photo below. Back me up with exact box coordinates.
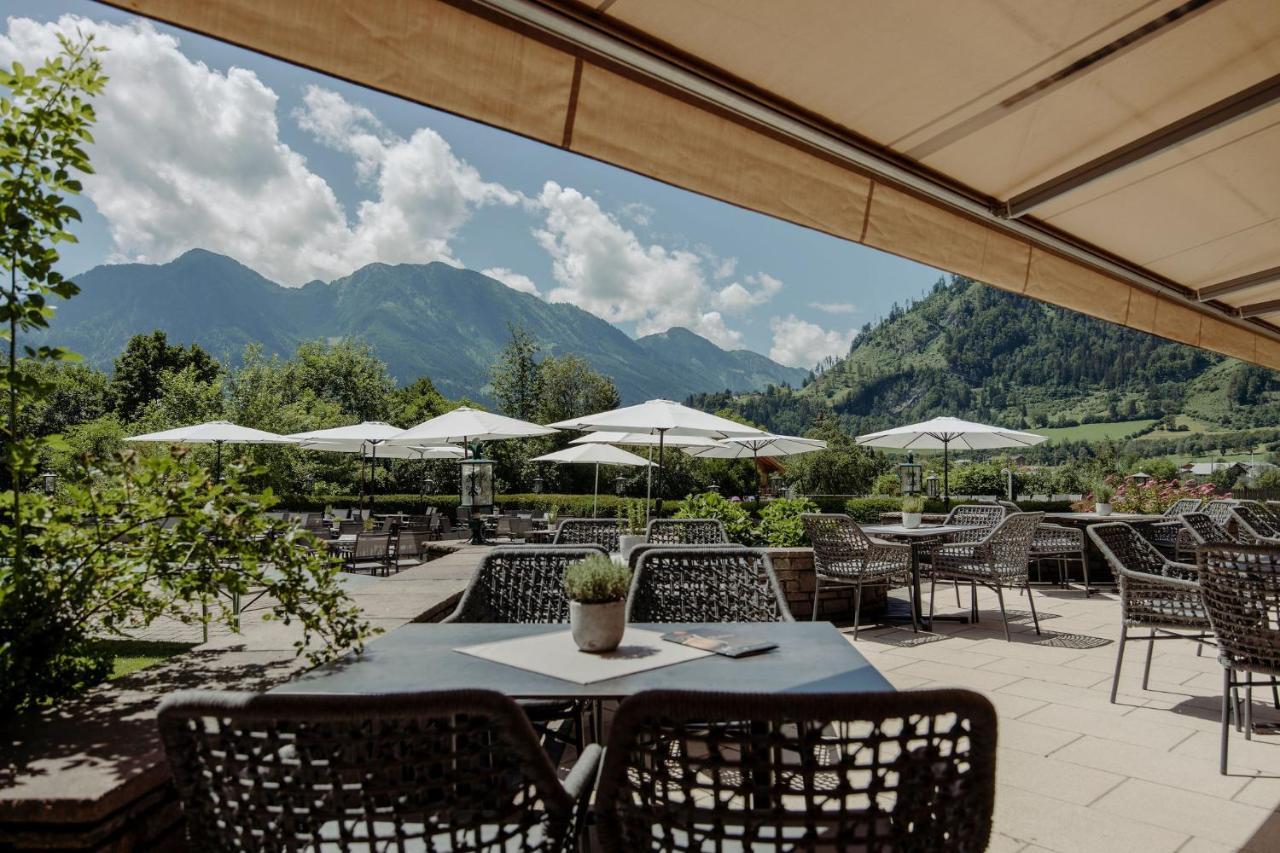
[1076,475,1224,514]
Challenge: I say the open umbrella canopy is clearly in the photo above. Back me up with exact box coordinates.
[531,444,652,466]
[386,407,555,448]
[300,441,464,460]
[569,431,721,448]
[855,417,1047,451]
[285,421,405,446]
[125,421,294,444]
[683,434,827,459]
[548,399,767,438]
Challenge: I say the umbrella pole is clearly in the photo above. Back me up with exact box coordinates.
[655,430,666,518]
[214,441,222,483]
[943,440,950,510]
[753,447,761,511]
[593,462,599,518]
[645,446,653,525]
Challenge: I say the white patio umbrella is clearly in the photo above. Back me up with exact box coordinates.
[548,399,767,515]
[386,406,555,454]
[855,417,1046,506]
[287,421,408,510]
[570,431,722,513]
[531,443,652,516]
[125,420,294,481]
[299,439,464,505]
[683,434,827,504]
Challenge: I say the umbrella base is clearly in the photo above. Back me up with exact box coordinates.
[467,517,488,546]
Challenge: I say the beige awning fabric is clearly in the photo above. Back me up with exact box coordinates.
[101,0,1280,368]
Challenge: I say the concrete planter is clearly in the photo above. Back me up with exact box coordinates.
[767,548,886,622]
[902,512,923,529]
[618,534,644,560]
[1096,502,1113,516]
[570,600,626,652]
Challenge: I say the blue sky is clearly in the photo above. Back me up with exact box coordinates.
[2,1,941,368]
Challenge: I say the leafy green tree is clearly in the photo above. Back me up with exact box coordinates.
[783,418,885,495]
[1,34,106,567]
[392,375,454,426]
[287,339,394,422]
[19,360,110,440]
[135,363,225,430]
[537,354,619,425]
[110,330,219,422]
[490,323,542,421]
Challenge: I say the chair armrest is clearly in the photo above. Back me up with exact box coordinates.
[562,742,603,801]
[1161,560,1201,584]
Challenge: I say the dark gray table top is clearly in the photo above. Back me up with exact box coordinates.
[275,622,892,700]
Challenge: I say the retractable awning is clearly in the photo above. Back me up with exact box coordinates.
[101,0,1280,367]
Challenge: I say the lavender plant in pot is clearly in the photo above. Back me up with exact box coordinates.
[563,555,632,653]
[901,495,926,529]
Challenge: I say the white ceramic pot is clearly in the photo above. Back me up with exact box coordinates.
[902,512,923,529]
[618,533,645,560]
[570,600,626,653]
[1096,502,1113,517]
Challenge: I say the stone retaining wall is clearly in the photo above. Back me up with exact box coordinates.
[768,548,886,621]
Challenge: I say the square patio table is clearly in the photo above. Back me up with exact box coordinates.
[858,523,974,628]
[273,621,891,701]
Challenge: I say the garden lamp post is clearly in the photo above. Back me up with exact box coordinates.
[898,453,923,495]
[41,471,56,495]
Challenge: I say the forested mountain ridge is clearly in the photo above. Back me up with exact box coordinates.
[696,276,1280,439]
[42,249,807,403]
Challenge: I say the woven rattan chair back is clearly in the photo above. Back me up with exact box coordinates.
[628,547,793,622]
[1197,544,1280,677]
[595,688,997,853]
[982,512,1043,578]
[446,546,606,623]
[1232,505,1280,544]
[1180,512,1235,546]
[158,689,581,852]
[946,504,1007,528]
[1238,500,1280,527]
[1088,522,1169,579]
[996,500,1021,514]
[1164,498,1203,517]
[1205,500,1237,527]
[1088,522,1206,631]
[626,541,708,573]
[801,513,875,580]
[645,518,729,545]
[553,518,624,552]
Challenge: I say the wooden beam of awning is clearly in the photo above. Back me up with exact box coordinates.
[1005,72,1280,218]
[1198,266,1280,301]
[1239,298,1280,319]
[93,0,1280,372]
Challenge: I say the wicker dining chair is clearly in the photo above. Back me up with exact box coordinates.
[553,518,625,552]
[344,532,392,575]
[1205,499,1238,527]
[1147,497,1205,558]
[928,504,1009,607]
[1196,544,1280,775]
[645,517,729,545]
[929,512,1044,641]
[1231,505,1280,545]
[1029,524,1088,590]
[1088,523,1213,703]
[1179,512,1238,547]
[595,688,997,853]
[158,689,600,853]
[628,547,793,622]
[444,546,607,624]
[801,513,914,638]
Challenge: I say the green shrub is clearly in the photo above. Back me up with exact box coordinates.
[563,555,632,603]
[615,498,646,534]
[675,492,757,544]
[756,498,819,547]
[901,495,926,514]
[842,497,910,522]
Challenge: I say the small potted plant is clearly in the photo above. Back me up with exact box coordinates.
[617,499,646,558]
[563,554,631,653]
[1093,481,1115,516]
[901,495,926,529]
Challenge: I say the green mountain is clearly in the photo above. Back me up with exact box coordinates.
[698,276,1280,442]
[45,249,807,403]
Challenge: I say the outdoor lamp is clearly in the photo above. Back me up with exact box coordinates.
[708,484,721,494]
[459,457,495,513]
[532,475,544,494]
[898,453,923,495]
[41,471,56,495]
[769,472,782,495]
[614,474,627,496]
[926,473,939,498]
[422,475,435,495]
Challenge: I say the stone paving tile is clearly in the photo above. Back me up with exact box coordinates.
[886,659,1023,692]
[995,718,1084,757]
[1233,776,1280,811]
[1052,736,1251,800]
[1092,778,1280,850]
[980,656,1113,688]
[994,746,1126,805]
[1018,702,1197,752]
[992,784,1189,853]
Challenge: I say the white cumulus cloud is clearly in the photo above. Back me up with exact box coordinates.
[808,301,857,314]
[715,272,782,314]
[768,315,854,368]
[0,16,517,285]
[481,267,540,296]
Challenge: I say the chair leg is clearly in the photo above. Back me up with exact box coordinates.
[1024,581,1041,635]
[811,575,821,622]
[1110,627,1128,703]
[954,579,961,607]
[1221,667,1232,775]
[1245,674,1253,742]
[1081,550,1091,595]
[852,583,863,641]
[971,581,979,622]
[994,584,1011,642]
[1142,629,1156,690]
[928,575,937,627]
[905,580,918,634]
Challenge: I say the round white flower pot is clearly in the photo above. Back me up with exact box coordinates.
[902,512,923,529]
[1096,502,1113,516]
[618,533,645,559]
[570,600,626,653]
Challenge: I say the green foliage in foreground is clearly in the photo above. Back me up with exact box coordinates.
[562,555,631,604]
[675,492,756,544]
[755,498,820,547]
[0,451,375,716]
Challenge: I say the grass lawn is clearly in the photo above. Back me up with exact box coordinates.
[1034,419,1157,443]
[1140,414,1227,440]
[97,639,197,678]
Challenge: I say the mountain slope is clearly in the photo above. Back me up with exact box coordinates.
[698,277,1280,437]
[46,250,806,403]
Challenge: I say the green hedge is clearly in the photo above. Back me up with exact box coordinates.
[278,493,642,521]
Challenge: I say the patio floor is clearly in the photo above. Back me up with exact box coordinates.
[853,584,1280,853]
